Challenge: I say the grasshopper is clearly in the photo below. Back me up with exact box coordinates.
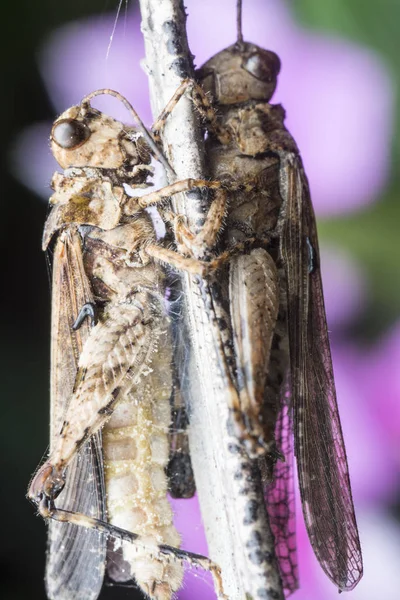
[151,0,363,594]
[28,89,228,600]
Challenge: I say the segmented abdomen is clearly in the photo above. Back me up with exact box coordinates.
[103,328,183,600]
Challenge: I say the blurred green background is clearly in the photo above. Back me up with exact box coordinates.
[1,1,399,599]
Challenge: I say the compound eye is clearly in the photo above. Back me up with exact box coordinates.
[51,119,91,149]
[244,51,281,83]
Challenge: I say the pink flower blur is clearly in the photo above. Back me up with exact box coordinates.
[363,321,400,459]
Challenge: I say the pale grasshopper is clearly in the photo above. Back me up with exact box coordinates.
[151,0,363,594]
[28,89,229,600]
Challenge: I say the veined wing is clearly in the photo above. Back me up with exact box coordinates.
[263,388,298,596]
[45,229,106,600]
[166,279,196,499]
[279,154,363,590]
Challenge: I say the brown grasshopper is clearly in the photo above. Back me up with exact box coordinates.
[27,89,229,600]
[151,0,363,594]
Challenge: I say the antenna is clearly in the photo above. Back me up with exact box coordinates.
[237,0,244,43]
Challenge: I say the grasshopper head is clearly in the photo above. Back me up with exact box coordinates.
[197,42,280,105]
[51,103,151,171]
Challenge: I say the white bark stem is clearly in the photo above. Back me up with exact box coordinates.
[138,2,284,600]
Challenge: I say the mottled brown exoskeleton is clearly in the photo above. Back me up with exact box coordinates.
[152,7,363,595]
[28,89,227,600]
